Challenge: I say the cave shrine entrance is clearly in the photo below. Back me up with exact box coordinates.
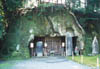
[29,36,66,57]
[29,36,78,57]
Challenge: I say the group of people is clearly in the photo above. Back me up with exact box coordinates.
[74,41,84,56]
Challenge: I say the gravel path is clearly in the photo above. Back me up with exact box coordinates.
[0,56,93,69]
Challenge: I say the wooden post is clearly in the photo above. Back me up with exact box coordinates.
[57,0,58,4]
[97,57,99,69]
[31,48,33,56]
[61,0,62,4]
[52,0,53,12]
[81,55,83,64]
[72,51,74,60]
[38,0,40,5]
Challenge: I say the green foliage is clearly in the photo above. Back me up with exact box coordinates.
[0,22,3,38]
[39,3,54,7]
[86,0,100,12]
[84,35,92,55]
[6,0,23,11]
[0,1,5,39]
[68,55,100,67]
[0,62,13,69]
[12,51,29,59]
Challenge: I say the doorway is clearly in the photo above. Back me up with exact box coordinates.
[72,36,78,55]
[30,36,65,57]
[66,36,78,56]
[36,41,43,56]
[44,37,65,56]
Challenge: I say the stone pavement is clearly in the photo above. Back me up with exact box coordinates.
[1,56,93,69]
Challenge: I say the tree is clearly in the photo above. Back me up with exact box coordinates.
[86,0,100,12]
[0,0,6,39]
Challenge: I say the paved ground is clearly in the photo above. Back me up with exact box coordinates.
[0,56,93,69]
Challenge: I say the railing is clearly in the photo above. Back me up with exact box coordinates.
[39,0,66,4]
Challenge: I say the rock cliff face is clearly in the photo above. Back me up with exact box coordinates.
[3,1,84,57]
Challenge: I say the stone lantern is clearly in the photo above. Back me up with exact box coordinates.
[30,43,34,48]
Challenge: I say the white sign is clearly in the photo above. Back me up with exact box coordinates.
[16,44,20,51]
[41,0,66,4]
[30,43,34,48]
[44,43,47,47]
[62,42,65,47]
